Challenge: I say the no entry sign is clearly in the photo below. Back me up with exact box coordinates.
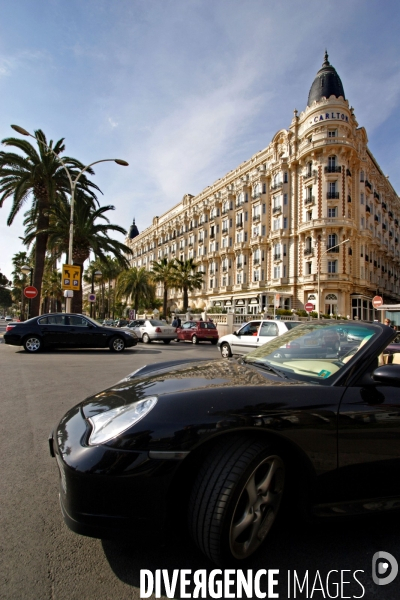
[24,286,38,299]
[372,295,383,308]
[305,302,314,313]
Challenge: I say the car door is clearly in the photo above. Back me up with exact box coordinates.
[255,321,279,348]
[67,315,106,348]
[38,315,70,346]
[230,321,261,354]
[337,367,400,501]
[180,322,192,341]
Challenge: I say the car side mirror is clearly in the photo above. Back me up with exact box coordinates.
[372,365,400,386]
[233,331,238,336]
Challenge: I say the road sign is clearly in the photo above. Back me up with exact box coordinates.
[305,302,314,313]
[129,310,135,320]
[24,286,38,299]
[88,293,96,303]
[372,295,383,308]
[62,264,81,291]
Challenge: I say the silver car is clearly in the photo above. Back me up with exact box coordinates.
[217,319,303,358]
[123,319,177,344]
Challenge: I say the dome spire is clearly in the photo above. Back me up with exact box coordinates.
[307,51,345,106]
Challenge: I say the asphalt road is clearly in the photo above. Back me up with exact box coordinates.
[1,330,400,600]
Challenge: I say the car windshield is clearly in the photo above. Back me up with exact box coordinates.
[243,322,380,384]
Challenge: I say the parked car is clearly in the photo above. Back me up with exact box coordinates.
[102,319,115,326]
[50,321,400,566]
[217,319,302,358]
[123,318,176,344]
[4,313,138,353]
[176,320,219,344]
[114,319,129,328]
[5,316,12,321]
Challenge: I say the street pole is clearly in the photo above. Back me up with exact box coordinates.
[317,238,349,319]
[11,125,128,313]
[21,265,33,320]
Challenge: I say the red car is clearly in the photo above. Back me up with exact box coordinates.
[176,320,219,345]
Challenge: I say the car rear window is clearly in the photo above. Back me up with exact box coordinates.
[149,319,165,326]
[199,322,216,329]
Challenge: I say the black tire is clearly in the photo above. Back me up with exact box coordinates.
[142,333,151,343]
[163,339,171,345]
[23,336,42,353]
[192,335,199,345]
[109,336,125,352]
[188,436,285,565]
[220,342,232,358]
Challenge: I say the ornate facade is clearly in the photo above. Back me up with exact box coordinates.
[127,52,400,319]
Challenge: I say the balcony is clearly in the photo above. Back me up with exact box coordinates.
[324,166,341,173]
[270,181,283,191]
[236,221,243,229]
[222,266,228,272]
[376,193,382,204]
[326,245,339,253]
[327,192,339,200]
[304,248,314,256]
[366,205,371,214]
[272,205,282,214]
[389,211,393,220]
[374,215,379,223]
[273,253,281,261]
[303,169,317,179]
[236,262,243,269]
[365,180,372,191]
[253,258,260,265]
[304,196,315,205]
[395,219,399,227]
[252,214,261,222]
[252,193,262,200]
[346,168,352,177]
[382,223,387,231]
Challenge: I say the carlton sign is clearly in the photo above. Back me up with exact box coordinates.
[309,112,349,126]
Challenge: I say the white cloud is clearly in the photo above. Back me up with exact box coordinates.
[108,117,118,128]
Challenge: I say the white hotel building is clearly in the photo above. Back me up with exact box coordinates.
[127,53,400,319]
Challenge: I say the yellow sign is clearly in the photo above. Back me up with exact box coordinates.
[62,264,81,291]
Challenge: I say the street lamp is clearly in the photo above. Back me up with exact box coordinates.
[317,238,350,319]
[11,125,129,313]
[90,270,102,319]
[20,264,33,320]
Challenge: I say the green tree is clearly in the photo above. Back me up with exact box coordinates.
[151,258,176,318]
[11,251,31,320]
[41,267,63,313]
[24,194,131,314]
[117,267,155,313]
[172,258,203,310]
[0,129,99,316]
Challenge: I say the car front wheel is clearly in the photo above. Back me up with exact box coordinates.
[109,337,125,352]
[188,436,285,565]
[220,342,232,358]
[23,336,42,353]
[142,333,151,343]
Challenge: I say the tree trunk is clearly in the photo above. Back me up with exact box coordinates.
[31,227,48,317]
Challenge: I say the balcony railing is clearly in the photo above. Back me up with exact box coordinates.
[252,214,261,222]
[253,258,260,265]
[236,262,243,269]
[327,192,339,199]
[376,193,382,203]
[270,182,282,191]
[273,253,281,260]
[236,221,243,229]
[325,166,341,173]
[272,205,282,214]
[221,227,229,234]
[326,245,339,253]
[382,201,387,211]
[365,180,372,190]
[252,193,262,200]
[303,169,317,179]
[366,205,371,213]
[304,248,314,256]
[305,196,315,205]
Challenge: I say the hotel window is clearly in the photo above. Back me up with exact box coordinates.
[361,217,365,228]
[360,170,365,182]
[262,183,266,193]
[284,193,288,205]
[262,225,266,236]
[328,129,337,137]
[328,260,337,273]
[328,234,338,248]
[284,172,288,183]
[328,207,337,218]
[306,211,313,221]
[222,237,228,248]
[306,262,312,275]
[273,218,280,231]
[253,226,260,237]
[360,193,364,205]
[262,203,266,214]
[328,155,337,168]
[274,265,281,278]
[283,217,288,229]
[237,273,242,284]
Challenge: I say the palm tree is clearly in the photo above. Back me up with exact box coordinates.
[151,258,177,318]
[11,251,30,320]
[0,129,99,316]
[172,258,204,310]
[41,267,63,313]
[117,267,155,313]
[23,193,131,314]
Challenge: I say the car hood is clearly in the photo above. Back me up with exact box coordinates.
[82,358,304,418]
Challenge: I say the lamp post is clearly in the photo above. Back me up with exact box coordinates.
[11,125,129,313]
[21,264,33,320]
[317,238,349,319]
[90,270,102,319]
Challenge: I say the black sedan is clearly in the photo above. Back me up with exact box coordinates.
[50,321,400,565]
[4,313,138,353]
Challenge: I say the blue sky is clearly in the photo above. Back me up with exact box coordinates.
[1,0,400,279]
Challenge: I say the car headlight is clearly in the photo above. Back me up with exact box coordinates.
[88,397,158,445]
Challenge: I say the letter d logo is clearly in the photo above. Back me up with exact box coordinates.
[372,551,398,585]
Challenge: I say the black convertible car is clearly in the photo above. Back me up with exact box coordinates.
[4,313,138,352]
[50,321,400,565]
